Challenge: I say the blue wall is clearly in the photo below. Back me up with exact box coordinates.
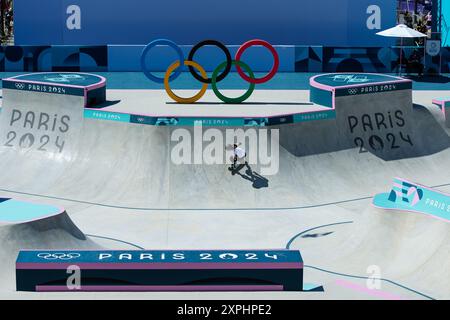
[15,0,396,46]
[112,45,295,72]
[2,44,449,73]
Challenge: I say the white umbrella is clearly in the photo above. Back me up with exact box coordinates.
[376,24,427,76]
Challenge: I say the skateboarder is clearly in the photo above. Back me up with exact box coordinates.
[230,143,247,170]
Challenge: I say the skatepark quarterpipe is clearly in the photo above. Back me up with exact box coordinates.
[0,71,449,299]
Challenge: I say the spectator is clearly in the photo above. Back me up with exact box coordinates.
[407,50,424,77]
[0,0,13,45]
[404,11,414,28]
[0,0,5,41]
[5,3,12,36]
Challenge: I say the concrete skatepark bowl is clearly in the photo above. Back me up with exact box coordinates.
[0,72,448,299]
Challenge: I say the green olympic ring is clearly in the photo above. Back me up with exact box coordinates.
[211,60,256,104]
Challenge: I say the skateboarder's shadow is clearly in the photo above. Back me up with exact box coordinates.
[234,163,269,189]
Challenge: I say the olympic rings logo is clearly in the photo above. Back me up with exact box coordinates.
[141,39,279,104]
[15,83,25,90]
[37,252,81,260]
[348,88,358,95]
[44,74,86,83]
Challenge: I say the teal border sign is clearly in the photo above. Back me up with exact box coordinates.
[84,109,336,127]
[373,178,450,222]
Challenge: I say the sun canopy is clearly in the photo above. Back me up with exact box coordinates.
[376,24,427,38]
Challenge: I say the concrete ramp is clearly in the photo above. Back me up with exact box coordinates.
[0,104,449,209]
[0,73,449,298]
[0,211,94,295]
[281,88,450,160]
[0,90,83,168]
[289,203,450,299]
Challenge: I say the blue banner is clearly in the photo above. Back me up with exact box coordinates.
[15,0,396,46]
[443,0,450,47]
[17,250,303,264]
[373,178,450,222]
[83,109,336,127]
[3,79,85,96]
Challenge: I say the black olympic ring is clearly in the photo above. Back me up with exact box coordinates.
[187,39,232,84]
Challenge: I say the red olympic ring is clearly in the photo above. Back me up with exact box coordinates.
[235,39,279,84]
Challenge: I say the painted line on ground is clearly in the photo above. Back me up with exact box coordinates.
[285,221,436,300]
[304,265,435,300]
[1,182,450,212]
[0,187,442,298]
[0,189,373,211]
[85,234,145,250]
[81,223,435,300]
[334,279,404,300]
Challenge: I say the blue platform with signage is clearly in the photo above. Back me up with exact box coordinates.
[312,73,408,88]
[1,71,417,128]
[16,250,304,292]
[309,73,412,108]
[2,73,106,107]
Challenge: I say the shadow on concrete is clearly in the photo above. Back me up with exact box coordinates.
[29,211,86,240]
[301,231,334,238]
[234,163,269,189]
[91,100,122,109]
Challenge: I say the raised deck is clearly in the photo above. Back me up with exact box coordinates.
[2,72,106,108]
[310,73,412,108]
[1,72,413,127]
[85,90,335,126]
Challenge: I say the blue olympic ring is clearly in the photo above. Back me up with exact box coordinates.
[141,39,185,84]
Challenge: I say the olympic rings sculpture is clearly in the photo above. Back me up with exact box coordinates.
[141,39,279,104]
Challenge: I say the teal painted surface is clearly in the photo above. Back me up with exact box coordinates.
[443,0,450,47]
[433,98,450,109]
[293,110,335,122]
[177,118,245,127]
[84,110,131,123]
[0,199,62,223]
[373,178,450,222]
[83,110,334,127]
[2,79,85,96]
[10,73,103,87]
[303,283,323,291]
[335,81,412,97]
[314,73,403,88]
[310,86,333,108]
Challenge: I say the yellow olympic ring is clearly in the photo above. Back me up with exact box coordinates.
[164,60,208,104]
